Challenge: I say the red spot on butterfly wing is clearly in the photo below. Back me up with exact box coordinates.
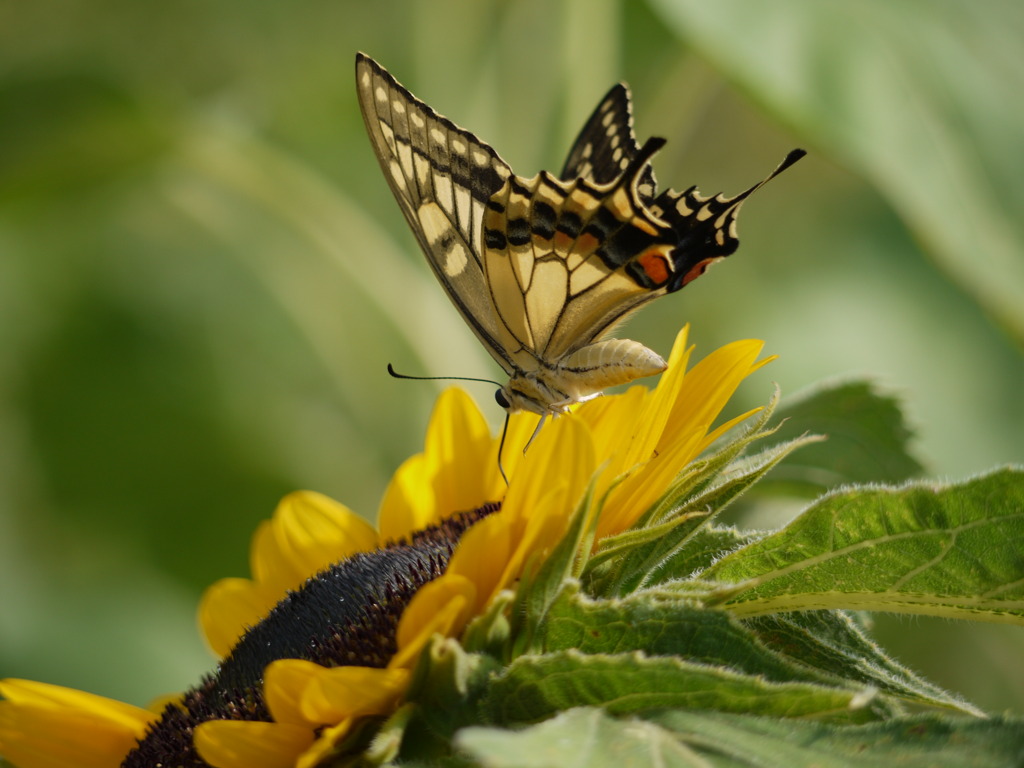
[638,249,671,285]
[681,256,723,287]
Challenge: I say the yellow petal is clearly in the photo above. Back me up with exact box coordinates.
[659,339,764,454]
[0,680,154,768]
[502,415,595,531]
[198,576,276,658]
[662,325,692,374]
[295,718,354,768]
[380,389,503,542]
[493,484,571,598]
[699,406,764,453]
[264,661,409,728]
[0,679,152,732]
[250,519,297,597]
[487,415,596,598]
[444,513,512,614]
[272,491,379,578]
[423,388,497,519]
[391,574,475,669]
[378,452,432,543]
[598,427,705,539]
[263,659,324,726]
[300,667,410,724]
[194,720,314,768]
[578,386,648,485]
[487,410,542,486]
[146,692,183,715]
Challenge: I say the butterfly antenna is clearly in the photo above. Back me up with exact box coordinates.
[387,363,503,388]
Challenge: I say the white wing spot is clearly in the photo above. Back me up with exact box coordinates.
[472,148,489,166]
[392,99,406,114]
[444,240,469,276]
[434,173,454,212]
[389,160,407,191]
[414,153,430,188]
[410,111,425,129]
[375,86,388,103]
[581,142,593,158]
[417,203,468,276]
[612,147,623,163]
[609,134,621,148]
[601,111,614,127]
[379,120,396,152]
[430,127,446,146]
[360,70,370,87]
[451,137,467,155]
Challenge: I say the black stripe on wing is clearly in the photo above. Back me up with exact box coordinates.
[355,53,511,261]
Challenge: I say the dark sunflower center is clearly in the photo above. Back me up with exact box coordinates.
[122,501,501,768]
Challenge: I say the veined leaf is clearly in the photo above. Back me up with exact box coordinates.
[648,709,1024,768]
[481,650,882,726]
[537,584,889,698]
[458,707,1024,768]
[456,708,707,768]
[744,611,981,714]
[703,469,1024,622]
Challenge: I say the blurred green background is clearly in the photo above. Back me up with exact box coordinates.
[1,0,1022,715]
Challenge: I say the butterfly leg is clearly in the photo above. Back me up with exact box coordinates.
[523,413,548,454]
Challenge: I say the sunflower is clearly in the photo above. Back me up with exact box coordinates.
[0,327,769,768]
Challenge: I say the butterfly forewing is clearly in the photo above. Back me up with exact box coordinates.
[355,53,517,373]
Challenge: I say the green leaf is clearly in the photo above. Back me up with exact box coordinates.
[703,468,1024,622]
[603,434,823,594]
[647,709,1024,768]
[765,379,924,493]
[458,708,1024,768]
[648,524,762,582]
[537,584,873,694]
[509,479,598,658]
[744,611,981,715]
[455,708,706,768]
[399,637,503,758]
[648,0,1024,344]
[586,396,801,595]
[480,651,881,726]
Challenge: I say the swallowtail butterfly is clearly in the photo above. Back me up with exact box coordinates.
[356,53,803,416]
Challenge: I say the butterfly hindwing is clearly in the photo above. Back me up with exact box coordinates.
[355,53,517,373]
[559,83,658,202]
[484,138,679,361]
[650,148,807,292]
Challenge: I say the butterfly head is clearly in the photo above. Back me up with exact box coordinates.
[494,377,566,416]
